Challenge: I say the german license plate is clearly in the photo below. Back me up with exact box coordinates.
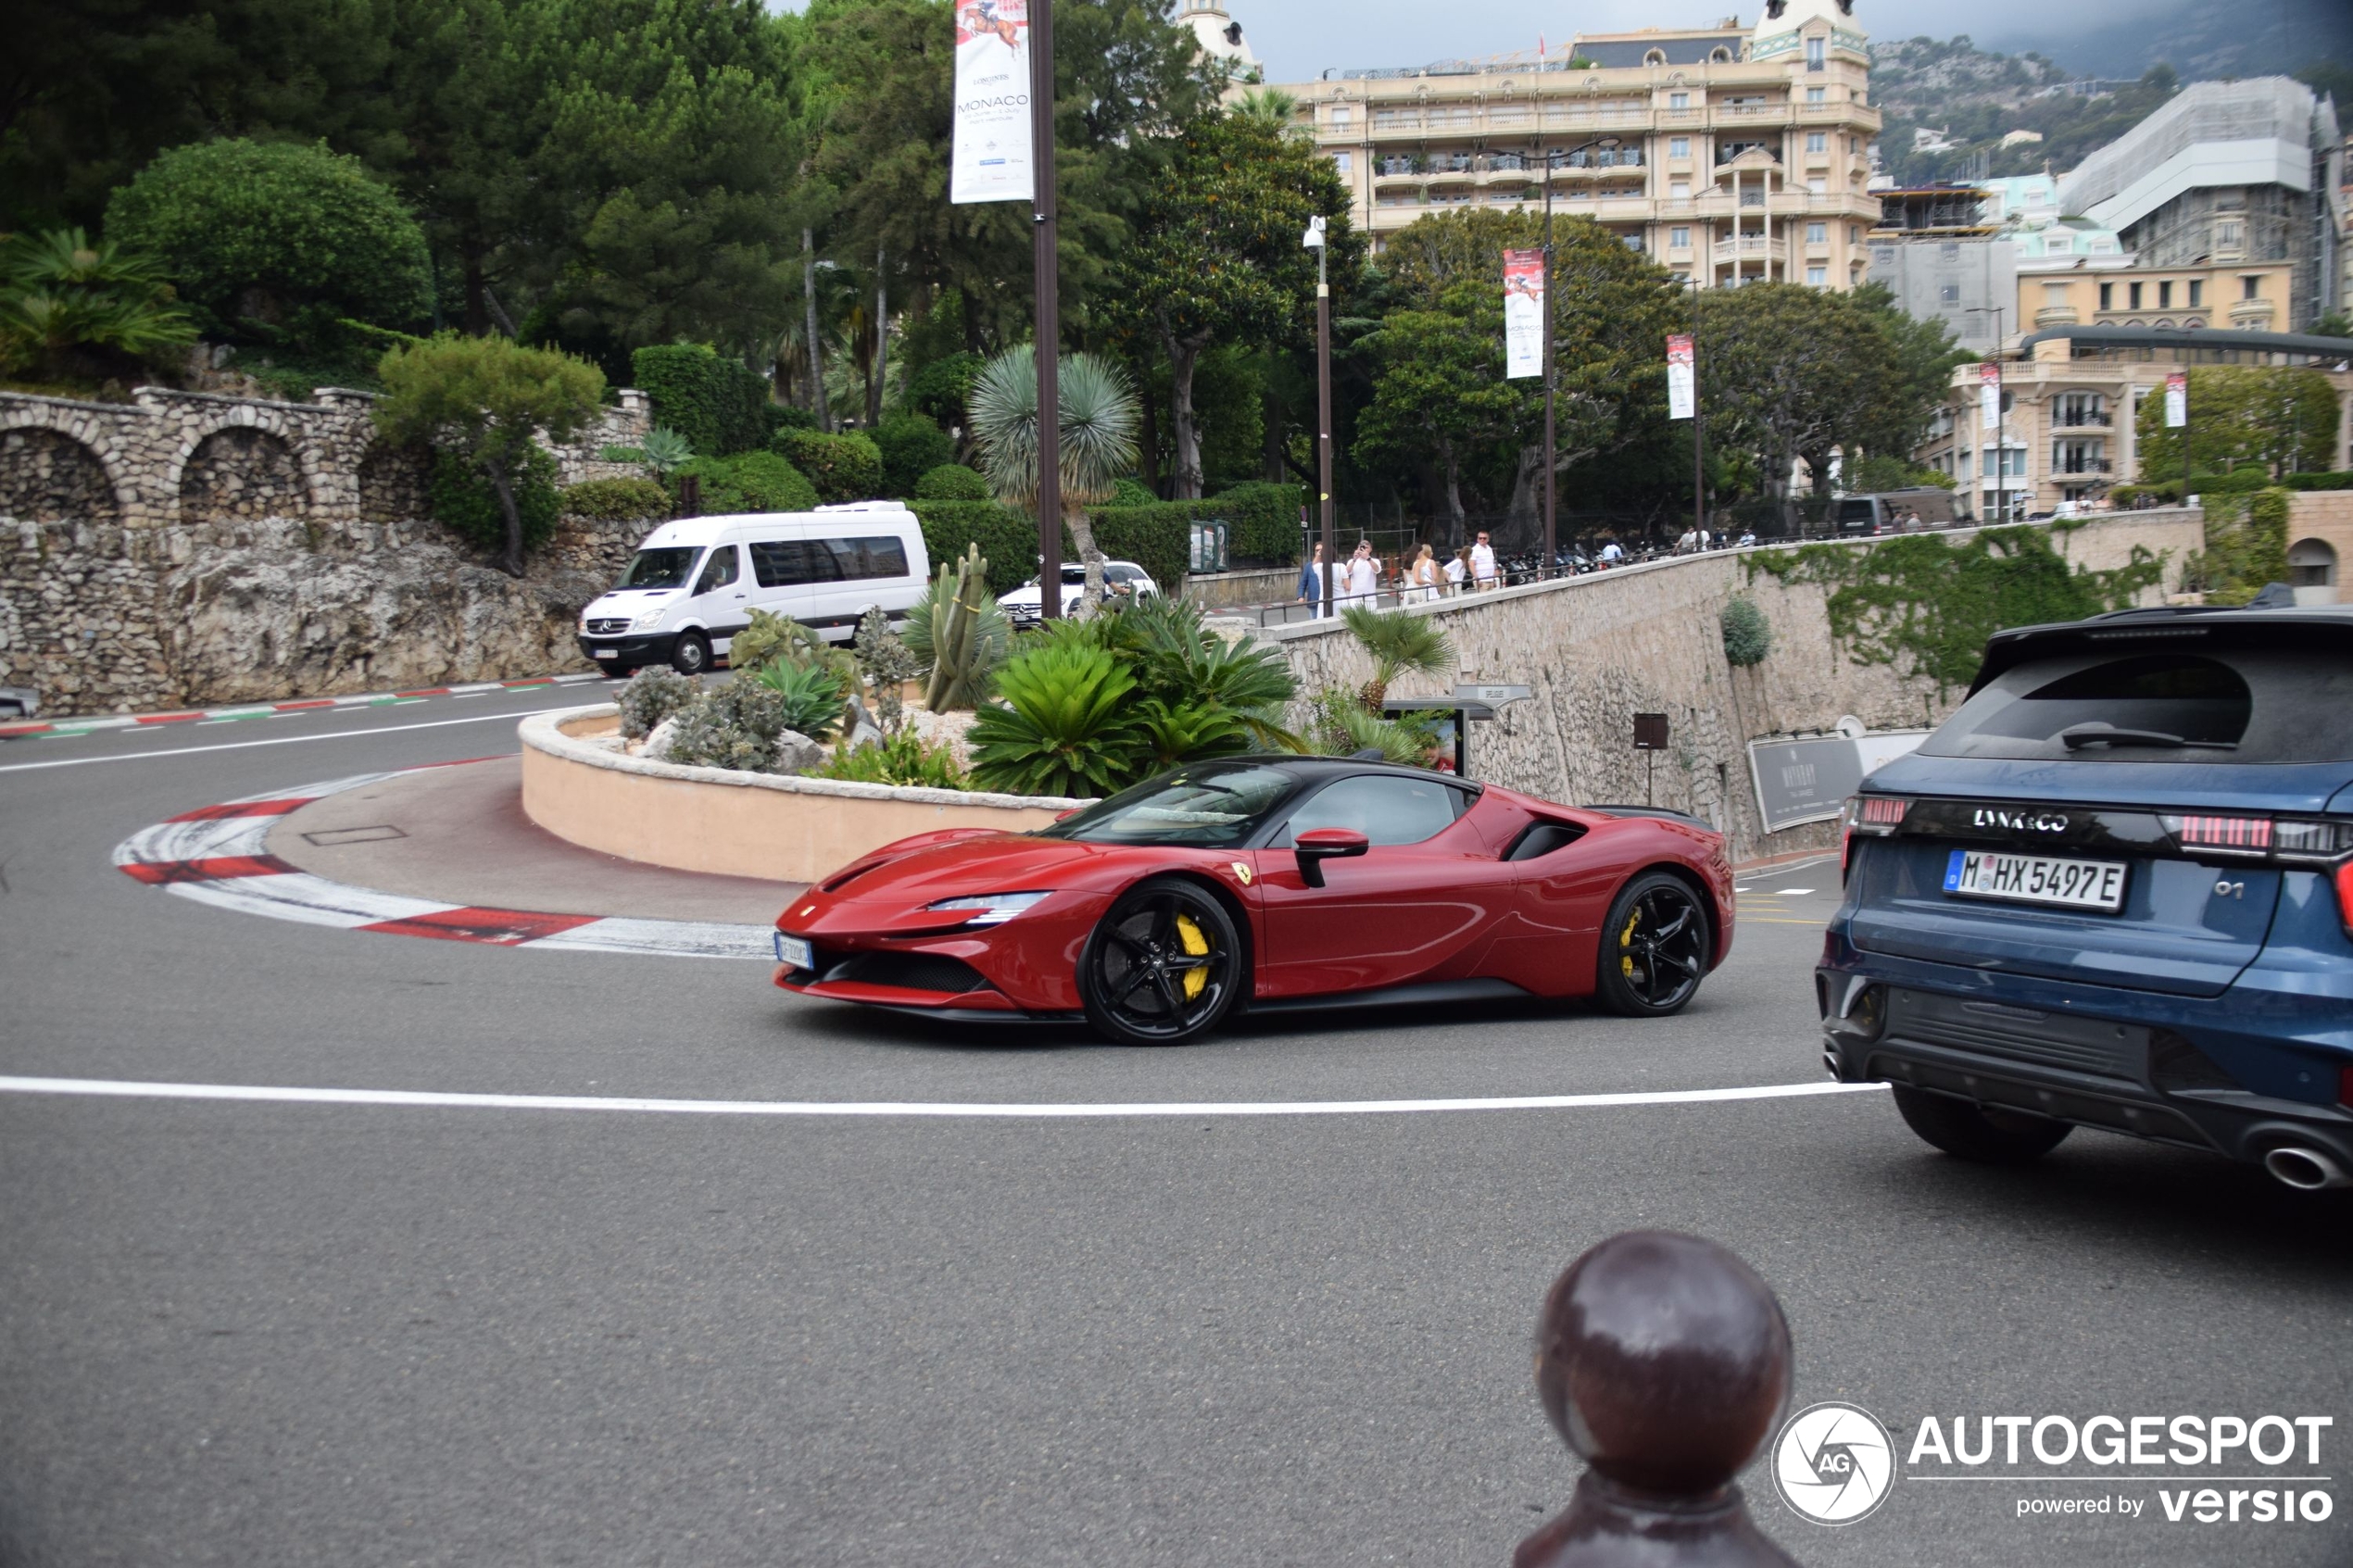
[593,647,618,659]
[774,933,812,970]
[1944,848,2126,912]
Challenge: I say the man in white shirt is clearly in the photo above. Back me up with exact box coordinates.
[1341,540,1380,604]
[1597,538,1624,566]
[1470,531,1498,590]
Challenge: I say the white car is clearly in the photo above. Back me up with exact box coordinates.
[1000,559,1160,627]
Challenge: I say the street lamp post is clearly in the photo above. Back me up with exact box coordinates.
[1304,215,1334,620]
[1028,0,1060,617]
[1540,136,1619,578]
[1966,305,2006,522]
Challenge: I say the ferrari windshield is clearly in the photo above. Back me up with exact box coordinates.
[1042,763,1298,847]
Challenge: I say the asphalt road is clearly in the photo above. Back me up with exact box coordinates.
[3,689,2347,1567]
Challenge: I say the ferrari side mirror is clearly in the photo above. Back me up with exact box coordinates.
[1293,827,1369,888]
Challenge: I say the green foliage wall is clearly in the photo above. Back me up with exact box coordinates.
[432,445,558,553]
[631,344,774,458]
[673,451,818,515]
[2187,489,2292,606]
[1205,482,1307,564]
[776,428,885,504]
[560,477,672,521]
[105,139,431,346]
[2134,366,2340,483]
[1748,527,2167,692]
[874,414,954,497]
[908,501,1039,595]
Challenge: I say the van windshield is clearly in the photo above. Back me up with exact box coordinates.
[620,547,701,589]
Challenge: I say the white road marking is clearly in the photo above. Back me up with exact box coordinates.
[1772,887,1818,896]
[0,1074,1886,1120]
[0,707,573,774]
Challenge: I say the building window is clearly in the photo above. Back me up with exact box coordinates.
[1669,136,1691,157]
[2128,282,2143,309]
[1849,135,1861,153]
[1670,226,1692,248]
[1806,86,1826,104]
[2158,281,2172,308]
[1330,106,1352,128]
[2218,220,2244,251]
[1332,151,1352,174]
[1806,35,1825,69]
[1807,266,1828,285]
[1806,221,1826,244]
[1940,284,1960,306]
[2099,282,2113,311]
[2188,280,2203,307]
[1806,132,1827,153]
[1624,234,1644,251]
[1644,48,1667,65]
[1669,92,1689,109]
[1806,177,1827,194]
[1669,179,1691,197]
[1850,225,1861,244]
[2242,274,2261,301]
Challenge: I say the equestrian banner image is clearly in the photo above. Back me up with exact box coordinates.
[950,0,1033,205]
[1504,249,1545,379]
[1978,361,2002,432]
[1667,333,1695,420]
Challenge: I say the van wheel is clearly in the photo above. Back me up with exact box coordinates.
[1892,1086,2071,1165]
[596,661,630,679]
[670,632,711,676]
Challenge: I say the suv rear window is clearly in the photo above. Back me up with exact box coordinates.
[1921,647,2353,764]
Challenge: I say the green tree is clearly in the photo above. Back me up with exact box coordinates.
[1351,308,1521,527]
[0,228,196,383]
[1105,107,1357,497]
[104,138,434,349]
[374,332,605,575]
[968,345,1139,608]
[2135,365,2339,483]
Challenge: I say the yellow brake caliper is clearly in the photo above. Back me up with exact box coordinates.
[1620,909,1641,979]
[1174,913,1212,1000]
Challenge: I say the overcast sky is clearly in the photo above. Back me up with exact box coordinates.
[1229,0,2147,82]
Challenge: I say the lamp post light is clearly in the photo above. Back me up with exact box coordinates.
[1303,214,1334,621]
[1028,0,1061,617]
[1540,135,1621,578]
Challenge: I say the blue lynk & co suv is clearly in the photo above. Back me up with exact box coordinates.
[1819,603,2353,1190]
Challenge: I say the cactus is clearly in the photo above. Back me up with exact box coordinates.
[920,544,1008,711]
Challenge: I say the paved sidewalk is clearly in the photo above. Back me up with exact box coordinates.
[0,671,615,741]
[265,756,803,925]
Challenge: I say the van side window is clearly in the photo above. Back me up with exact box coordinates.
[694,546,740,596]
[749,540,838,587]
[821,536,910,581]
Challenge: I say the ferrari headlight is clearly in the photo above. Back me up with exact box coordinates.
[925,891,1050,926]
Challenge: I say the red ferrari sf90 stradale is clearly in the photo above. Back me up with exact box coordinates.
[773,757,1734,1045]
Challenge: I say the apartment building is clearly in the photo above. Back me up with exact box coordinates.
[1258,0,1882,287]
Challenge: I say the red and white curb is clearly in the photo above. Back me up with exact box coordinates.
[3,671,613,742]
[112,768,774,961]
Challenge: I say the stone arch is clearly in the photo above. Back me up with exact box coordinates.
[178,424,311,523]
[0,425,122,524]
[2288,537,2338,593]
[358,440,434,524]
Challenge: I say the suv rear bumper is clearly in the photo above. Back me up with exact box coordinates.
[1817,946,2353,1170]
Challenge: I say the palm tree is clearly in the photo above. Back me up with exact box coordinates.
[1340,603,1454,712]
[968,345,1140,612]
[0,228,195,381]
[1233,87,1300,126]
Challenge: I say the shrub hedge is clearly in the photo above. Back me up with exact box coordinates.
[559,477,672,521]
[873,413,954,496]
[631,344,774,458]
[910,498,1277,596]
[914,463,991,501]
[673,451,818,515]
[774,428,885,503]
[909,501,1038,595]
[2285,470,2353,491]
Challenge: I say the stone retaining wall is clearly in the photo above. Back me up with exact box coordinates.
[1247,511,2205,865]
[1,385,655,712]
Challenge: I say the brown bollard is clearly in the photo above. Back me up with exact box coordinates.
[1514,1231,1802,1568]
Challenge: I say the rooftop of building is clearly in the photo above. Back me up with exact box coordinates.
[2057,77,2340,228]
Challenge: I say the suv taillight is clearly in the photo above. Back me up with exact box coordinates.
[2336,860,2353,939]
[2159,815,2353,936]
[1840,795,1910,880]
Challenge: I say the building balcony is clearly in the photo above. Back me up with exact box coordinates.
[2228,298,2278,327]
[1715,102,1792,125]
[2034,306,2081,328]
[2050,410,2111,428]
[1713,235,1773,259]
[2050,458,2113,474]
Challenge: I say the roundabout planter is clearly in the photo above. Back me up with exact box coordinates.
[519,705,1091,885]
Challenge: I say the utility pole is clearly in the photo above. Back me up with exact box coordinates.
[802,228,829,432]
[1029,0,1061,618]
[1305,216,1334,620]
[1692,278,1707,543]
[1541,135,1618,577]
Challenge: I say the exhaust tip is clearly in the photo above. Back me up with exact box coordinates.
[2261,1146,2351,1191]
[1821,1048,1843,1082]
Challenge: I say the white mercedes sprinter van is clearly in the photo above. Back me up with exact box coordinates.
[576,504,931,676]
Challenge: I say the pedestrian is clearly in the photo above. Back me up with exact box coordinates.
[1675,526,1698,554]
[1444,547,1469,596]
[1405,543,1441,603]
[1470,530,1499,591]
[1597,537,1624,567]
[1736,527,1757,547]
[1341,539,1381,605]
[1295,542,1330,616]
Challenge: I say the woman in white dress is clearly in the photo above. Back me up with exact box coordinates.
[1405,544,1441,603]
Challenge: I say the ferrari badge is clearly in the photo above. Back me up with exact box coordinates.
[1229,861,1252,886]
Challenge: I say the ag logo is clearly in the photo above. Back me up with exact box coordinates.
[1229,861,1252,886]
[1771,1401,1895,1524]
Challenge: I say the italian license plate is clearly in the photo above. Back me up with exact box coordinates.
[774,933,812,970]
[593,647,618,659]
[1944,848,2127,912]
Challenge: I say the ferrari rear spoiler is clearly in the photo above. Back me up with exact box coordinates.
[1582,804,1711,828]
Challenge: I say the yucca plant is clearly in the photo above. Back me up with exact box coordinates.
[749,659,849,741]
[637,426,694,480]
[968,345,1139,613]
[1340,603,1454,713]
[968,642,1150,797]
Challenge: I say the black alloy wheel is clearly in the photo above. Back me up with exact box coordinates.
[670,631,711,676]
[1078,877,1242,1046]
[1593,872,1711,1017]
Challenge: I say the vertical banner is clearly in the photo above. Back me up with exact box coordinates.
[1504,249,1545,379]
[950,0,1034,205]
[2164,370,2188,428]
[1977,361,2001,432]
[1666,333,1695,420]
